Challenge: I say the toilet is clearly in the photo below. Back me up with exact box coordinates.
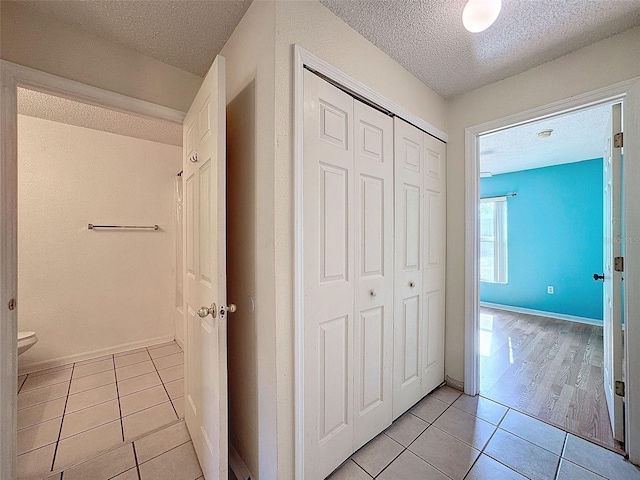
[18,331,38,355]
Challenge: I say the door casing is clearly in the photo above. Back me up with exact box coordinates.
[463,76,640,463]
[0,60,185,480]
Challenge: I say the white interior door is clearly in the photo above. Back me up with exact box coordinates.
[183,55,228,479]
[303,70,397,478]
[303,69,355,480]
[603,102,624,442]
[393,117,425,419]
[422,135,446,395]
[353,100,394,449]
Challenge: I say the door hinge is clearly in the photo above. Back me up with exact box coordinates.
[615,256,624,272]
[616,380,625,396]
[614,132,623,148]
[8,298,16,311]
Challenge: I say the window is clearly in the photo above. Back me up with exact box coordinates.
[480,197,508,283]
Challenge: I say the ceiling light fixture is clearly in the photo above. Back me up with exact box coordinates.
[537,129,553,138]
[463,0,502,33]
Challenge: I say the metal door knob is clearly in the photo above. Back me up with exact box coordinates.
[370,290,377,297]
[409,281,415,288]
[593,273,605,281]
[219,303,237,318]
[198,303,217,318]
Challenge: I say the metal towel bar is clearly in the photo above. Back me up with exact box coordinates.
[88,224,159,231]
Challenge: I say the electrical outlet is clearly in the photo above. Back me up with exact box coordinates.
[547,286,554,294]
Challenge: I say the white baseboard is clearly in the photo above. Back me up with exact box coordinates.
[446,375,464,392]
[229,443,253,480]
[480,302,603,327]
[19,334,176,375]
[175,306,185,350]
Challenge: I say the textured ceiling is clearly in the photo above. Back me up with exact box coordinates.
[17,0,252,76]
[15,1,640,98]
[18,88,183,146]
[320,0,640,98]
[479,104,612,175]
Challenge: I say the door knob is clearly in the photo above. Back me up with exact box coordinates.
[409,281,415,288]
[198,303,217,318]
[593,273,605,281]
[219,303,237,318]
[370,290,377,297]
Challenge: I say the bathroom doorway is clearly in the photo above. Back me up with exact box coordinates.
[14,85,188,478]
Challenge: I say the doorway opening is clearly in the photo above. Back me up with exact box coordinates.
[476,102,625,453]
[14,85,190,478]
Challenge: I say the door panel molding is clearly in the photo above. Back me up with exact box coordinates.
[294,46,447,479]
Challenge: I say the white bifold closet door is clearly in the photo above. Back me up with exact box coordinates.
[303,70,394,480]
[393,118,446,419]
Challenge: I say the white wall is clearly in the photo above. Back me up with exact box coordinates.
[18,115,181,372]
[0,1,201,111]
[219,2,277,478]
[273,2,447,477]
[445,26,640,384]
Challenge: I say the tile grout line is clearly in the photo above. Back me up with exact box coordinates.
[387,398,520,480]
[50,363,75,472]
[368,444,406,479]
[348,391,621,480]
[147,346,181,419]
[554,431,569,480]
[136,438,192,467]
[356,461,374,479]
[558,457,608,479]
[55,420,188,479]
[380,393,461,480]
[480,406,557,479]
[112,355,125,442]
[19,378,71,394]
[494,410,569,457]
[17,373,28,394]
[17,345,180,476]
[132,441,142,480]
[479,386,624,455]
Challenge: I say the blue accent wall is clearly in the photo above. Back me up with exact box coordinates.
[480,158,604,321]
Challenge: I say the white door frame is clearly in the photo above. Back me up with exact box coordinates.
[463,76,640,462]
[0,60,185,480]
[293,44,447,479]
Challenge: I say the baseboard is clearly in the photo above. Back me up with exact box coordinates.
[480,302,603,327]
[229,443,253,480]
[446,375,464,392]
[175,306,185,350]
[19,334,176,375]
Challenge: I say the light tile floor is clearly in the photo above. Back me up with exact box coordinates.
[328,385,640,480]
[44,420,203,480]
[17,341,184,480]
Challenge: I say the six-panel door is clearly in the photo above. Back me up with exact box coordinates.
[303,70,356,480]
[303,70,446,479]
[183,55,228,480]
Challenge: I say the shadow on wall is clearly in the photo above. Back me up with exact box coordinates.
[480,158,604,321]
[226,80,259,469]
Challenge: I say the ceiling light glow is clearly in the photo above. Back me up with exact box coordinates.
[463,0,502,33]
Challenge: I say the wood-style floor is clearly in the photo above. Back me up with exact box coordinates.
[479,306,623,452]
